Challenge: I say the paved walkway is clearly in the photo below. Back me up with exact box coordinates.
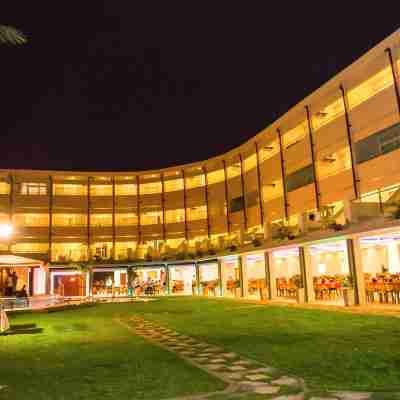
[117,315,397,400]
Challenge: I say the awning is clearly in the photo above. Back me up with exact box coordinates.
[0,255,44,268]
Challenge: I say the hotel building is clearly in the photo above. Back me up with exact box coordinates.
[1,29,400,306]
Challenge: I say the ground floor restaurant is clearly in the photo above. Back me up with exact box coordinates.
[0,255,46,297]
[3,226,400,307]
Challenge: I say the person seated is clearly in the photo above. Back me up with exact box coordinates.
[16,285,28,298]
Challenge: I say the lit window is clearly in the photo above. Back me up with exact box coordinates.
[115,184,137,196]
[53,214,87,226]
[165,209,185,224]
[187,206,207,221]
[20,182,47,195]
[90,185,112,196]
[0,182,10,195]
[12,243,49,253]
[141,211,163,225]
[227,163,241,179]
[140,181,162,195]
[14,213,50,227]
[91,214,112,227]
[207,169,225,185]
[185,174,205,189]
[164,178,184,192]
[116,213,138,225]
[53,184,86,196]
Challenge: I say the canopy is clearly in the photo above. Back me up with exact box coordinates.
[0,255,44,268]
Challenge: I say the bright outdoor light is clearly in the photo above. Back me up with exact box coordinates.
[0,224,13,238]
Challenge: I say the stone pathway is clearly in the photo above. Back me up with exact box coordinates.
[117,315,400,400]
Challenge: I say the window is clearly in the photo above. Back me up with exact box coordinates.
[0,182,10,195]
[227,163,241,179]
[91,214,112,227]
[115,184,137,196]
[14,213,49,227]
[140,181,162,195]
[90,185,112,196]
[187,206,207,221]
[53,214,87,227]
[20,182,47,195]
[347,66,393,110]
[53,184,86,196]
[12,243,49,253]
[186,174,205,189]
[116,213,138,226]
[355,123,400,164]
[230,196,245,213]
[141,211,163,225]
[52,243,88,262]
[207,169,225,185]
[286,165,314,192]
[165,209,185,224]
[164,178,184,192]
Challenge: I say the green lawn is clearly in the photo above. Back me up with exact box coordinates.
[0,303,224,400]
[1,297,400,399]
[129,297,400,392]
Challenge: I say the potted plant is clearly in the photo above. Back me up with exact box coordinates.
[341,276,355,306]
[292,274,305,303]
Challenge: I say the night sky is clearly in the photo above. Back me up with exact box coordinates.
[1,4,399,172]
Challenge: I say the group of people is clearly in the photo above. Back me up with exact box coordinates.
[2,270,28,298]
[132,277,165,296]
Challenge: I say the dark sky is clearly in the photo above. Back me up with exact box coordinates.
[1,4,399,172]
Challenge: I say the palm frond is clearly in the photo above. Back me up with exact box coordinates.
[0,25,27,45]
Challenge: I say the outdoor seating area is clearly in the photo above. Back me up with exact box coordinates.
[276,277,299,299]
[365,273,400,304]
[313,275,347,301]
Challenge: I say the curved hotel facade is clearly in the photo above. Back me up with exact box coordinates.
[1,29,400,306]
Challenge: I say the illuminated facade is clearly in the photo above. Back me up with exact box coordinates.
[1,29,400,306]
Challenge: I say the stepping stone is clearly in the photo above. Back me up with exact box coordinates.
[205,364,225,371]
[331,392,371,400]
[245,374,270,381]
[221,372,245,380]
[254,385,281,395]
[239,382,280,394]
[227,365,247,371]
[271,377,300,386]
[233,360,254,366]
[209,358,226,363]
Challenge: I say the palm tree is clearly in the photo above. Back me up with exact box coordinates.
[0,25,26,45]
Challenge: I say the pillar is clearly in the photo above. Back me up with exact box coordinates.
[267,251,277,300]
[264,251,272,300]
[346,238,366,305]
[300,246,315,303]
[195,262,200,295]
[217,259,223,296]
[165,264,170,295]
[238,255,244,298]
[240,254,249,298]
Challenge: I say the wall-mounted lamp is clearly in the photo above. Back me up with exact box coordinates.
[316,111,328,118]
[0,224,13,239]
[322,156,336,163]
